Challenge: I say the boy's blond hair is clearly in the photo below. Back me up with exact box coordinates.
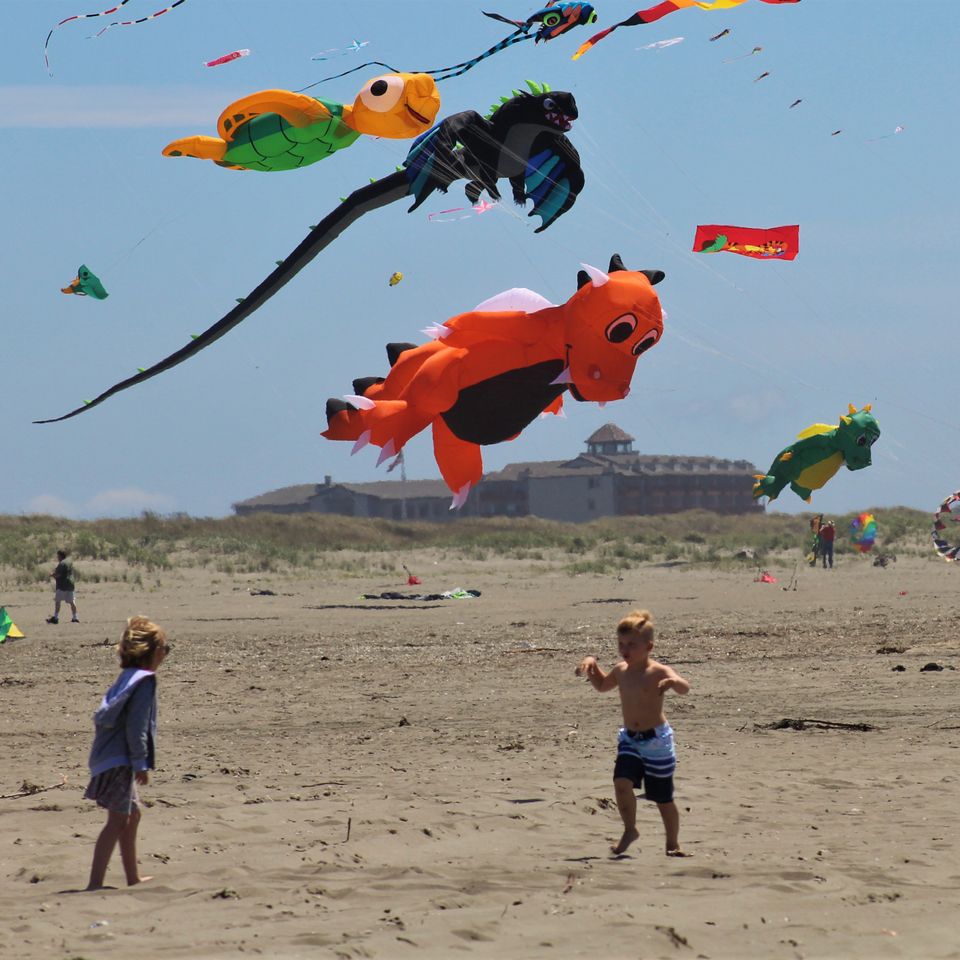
[617,609,654,644]
[118,615,167,668]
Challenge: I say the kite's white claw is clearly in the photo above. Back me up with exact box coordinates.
[597,401,607,408]
[343,394,376,410]
[421,323,452,340]
[449,482,471,511]
[351,431,372,455]
[376,439,397,467]
[550,367,573,385]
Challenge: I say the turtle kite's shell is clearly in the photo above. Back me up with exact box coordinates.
[221,109,361,172]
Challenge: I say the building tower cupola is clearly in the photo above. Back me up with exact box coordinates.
[586,423,635,456]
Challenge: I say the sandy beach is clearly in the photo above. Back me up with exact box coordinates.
[1,552,958,959]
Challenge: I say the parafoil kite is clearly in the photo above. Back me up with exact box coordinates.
[572,0,798,60]
[61,265,108,300]
[694,224,799,260]
[850,513,877,552]
[322,255,665,506]
[36,84,584,423]
[323,3,596,83]
[931,492,960,561]
[752,404,881,504]
[162,74,440,173]
[44,0,189,75]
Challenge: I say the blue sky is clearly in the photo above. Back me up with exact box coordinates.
[3,0,958,519]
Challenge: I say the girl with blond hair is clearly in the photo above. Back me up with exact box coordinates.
[83,616,170,890]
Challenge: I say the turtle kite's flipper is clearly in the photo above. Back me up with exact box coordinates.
[163,135,228,162]
[34,171,411,424]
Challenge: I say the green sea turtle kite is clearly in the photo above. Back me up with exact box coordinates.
[753,403,881,503]
[162,73,440,172]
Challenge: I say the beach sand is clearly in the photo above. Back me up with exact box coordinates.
[1,553,957,959]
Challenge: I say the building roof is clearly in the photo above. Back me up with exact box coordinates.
[234,483,321,508]
[485,451,757,482]
[234,478,453,509]
[587,423,635,444]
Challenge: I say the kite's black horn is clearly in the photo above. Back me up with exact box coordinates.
[640,269,665,286]
[608,254,627,273]
[577,269,591,290]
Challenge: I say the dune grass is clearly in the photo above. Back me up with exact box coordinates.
[0,507,934,584]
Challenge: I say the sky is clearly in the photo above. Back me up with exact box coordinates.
[3,0,959,520]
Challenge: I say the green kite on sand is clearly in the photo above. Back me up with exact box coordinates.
[0,606,25,643]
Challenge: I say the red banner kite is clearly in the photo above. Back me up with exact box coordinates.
[693,224,799,261]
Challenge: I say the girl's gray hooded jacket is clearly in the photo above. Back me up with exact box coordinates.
[88,668,157,776]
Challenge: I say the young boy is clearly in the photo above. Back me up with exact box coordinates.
[576,609,691,857]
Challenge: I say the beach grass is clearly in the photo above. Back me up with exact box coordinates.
[0,507,932,584]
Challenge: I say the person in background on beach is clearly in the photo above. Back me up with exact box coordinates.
[576,609,691,857]
[83,616,171,890]
[808,514,822,567]
[819,520,835,569]
[47,548,79,624]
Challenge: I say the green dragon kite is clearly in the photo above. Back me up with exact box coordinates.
[752,403,881,503]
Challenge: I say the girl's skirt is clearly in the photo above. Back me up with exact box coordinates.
[83,766,140,814]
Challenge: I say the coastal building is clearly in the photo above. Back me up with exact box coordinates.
[233,424,762,522]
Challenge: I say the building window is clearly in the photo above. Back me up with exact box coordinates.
[392,503,402,519]
[587,499,595,511]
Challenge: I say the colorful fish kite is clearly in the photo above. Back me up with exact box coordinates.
[312,39,370,61]
[204,49,250,68]
[693,224,799,260]
[61,265,109,299]
[162,74,440,173]
[753,404,881,504]
[850,513,877,553]
[322,255,665,506]
[932,491,960,561]
[44,0,190,75]
[324,3,597,83]
[573,0,798,60]
[36,84,584,423]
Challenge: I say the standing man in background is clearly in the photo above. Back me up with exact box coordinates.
[819,521,836,569]
[47,549,79,624]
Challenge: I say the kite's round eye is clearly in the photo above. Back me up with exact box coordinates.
[543,12,562,26]
[359,75,405,112]
[856,434,868,447]
[632,330,659,356]
[605,314,637,344]
[588,11,598,23]
[543,97,556,111]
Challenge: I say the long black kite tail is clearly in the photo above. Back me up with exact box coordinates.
[35,172,410,424]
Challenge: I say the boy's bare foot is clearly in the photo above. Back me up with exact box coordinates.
[84,883,107,892]
[127,875,153,886]
[666,847,693,857]
[611,828,639,855]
